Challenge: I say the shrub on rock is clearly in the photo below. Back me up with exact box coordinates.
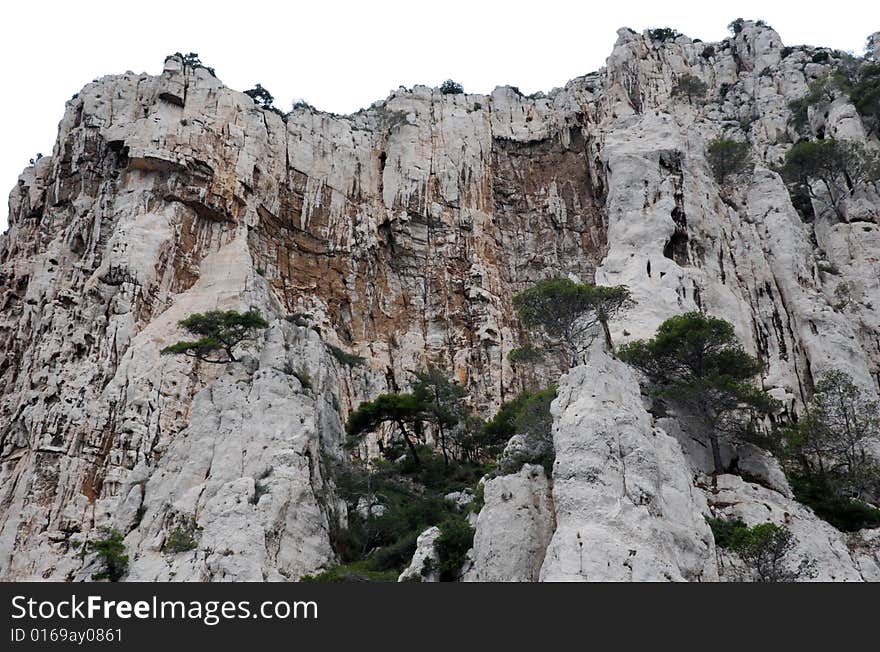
[162,309,269,363]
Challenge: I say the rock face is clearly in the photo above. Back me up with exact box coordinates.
[539,349,718,581]
[398,527,441,582]
[463,464,554,582]
[1,21,880,581]
[119,323,342,582]
[706,475,866,582]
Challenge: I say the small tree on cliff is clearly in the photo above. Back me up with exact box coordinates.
[165,52,216,76]
[707,139,753,185]
[618,312,773,475]
[778,139,880,218]
[346,367,472,468]
[731,523,815,582]
[162,309,269,363]
[781,370,880,504]
[244,84,275,109]
[708,518,815,582]
[85,527,129,582]
[672,74,708,104]
[411,365,469,469]
[850,62,880,134]
[512,278,633,365]
[440,79,464,95]
[346,393,428,466]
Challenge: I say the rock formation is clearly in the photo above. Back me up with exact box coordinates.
[1,20,879,581]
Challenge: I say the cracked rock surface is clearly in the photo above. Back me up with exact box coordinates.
[2,20,879,580]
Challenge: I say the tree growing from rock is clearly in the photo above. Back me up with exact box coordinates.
[779,139,880,218]
[496,387,557,475]
[731,523,811,582]
[782,370,880,505]
[708,517,815,582]
[411,365,469,469]
[439,80,464,95]
[162,309,269,363]
[850,63,880,134]
[85,527,129,582]
[706,139,753,184]
[787,74,848,133]
[507,346,544,365]
[347,367,477,468]
[648,27,682,42]
[512,278,633,366]
[244,84,275,109]
[672,74,708,103]
[165,52,216,76]
[346,393,427,465]
[618,312,773,475]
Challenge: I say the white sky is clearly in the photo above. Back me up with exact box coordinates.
[2,1,878,232]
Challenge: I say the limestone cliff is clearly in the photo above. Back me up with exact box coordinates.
[1,20,879,581]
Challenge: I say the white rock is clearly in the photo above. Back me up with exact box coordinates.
[706,474,865,582]
[464,464,553,582]
[398,526,441,582]
[539,348,718,582]
[2,27,880,582]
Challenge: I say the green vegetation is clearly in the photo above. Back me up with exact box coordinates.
[787,61,860,134]
[787,76,838,132]
[300,562,400,582]
[244,84,283,115]
[245,84,275,108]
[778,139,880,218]
[304,450,481,582]
[705,516,749,549]
[470,482,485,513]
[481,391,537,461]
[165,52,216,76]
[850,63,880,134]
[619,312,774,475]
[285,312,312,327]
[294,365,312,391]
[709,518,814,582]
[728,18,745,35]
[86,527,129,582]
[327,344,366,367]
[347,392,430,465]
[324,369,558,581]
[736,523,814,582]
[833,282,853,310]
[440,80,464,95]
[672,74,708,103]
[706,139,752,184]
[496,387,556,475]
[513,278,633,365]
[435,516,474,581]
[647,27,681,42]
[161,309,269,363]
[788,475,880,532]
[411,365,469,469]
[346,366,478,469]
[291,99,316,112]
[778,370,880,531]
[162,516,202,554]
[507,345,544,365]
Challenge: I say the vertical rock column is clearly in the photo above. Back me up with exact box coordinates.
[539,348,717,581]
